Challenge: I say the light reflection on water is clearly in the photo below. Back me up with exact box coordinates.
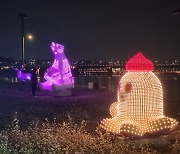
[0,77,19,83]
[74,76,120,92]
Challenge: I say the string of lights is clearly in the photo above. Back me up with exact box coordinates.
[101,52,178,138]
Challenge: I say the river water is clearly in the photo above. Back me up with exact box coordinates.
[1,74,179,100]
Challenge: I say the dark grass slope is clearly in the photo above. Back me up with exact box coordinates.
[0,81,116,132]
[0,81,180,153]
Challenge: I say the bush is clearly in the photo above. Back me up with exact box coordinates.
[0,116,179,153]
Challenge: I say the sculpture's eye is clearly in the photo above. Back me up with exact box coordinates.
[124,83,132,93]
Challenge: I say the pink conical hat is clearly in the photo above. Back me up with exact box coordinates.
[125,52,154,71]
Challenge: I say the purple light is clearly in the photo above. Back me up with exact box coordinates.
[40,42,74,91]
[17,70,32,81]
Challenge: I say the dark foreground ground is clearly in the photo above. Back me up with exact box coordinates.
[0,81,116,132]
[0,81,180,153]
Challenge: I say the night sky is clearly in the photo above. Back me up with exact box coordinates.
[0,0,180,61]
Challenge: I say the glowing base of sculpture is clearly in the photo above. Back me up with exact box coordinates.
[40,83,73,96]
[101,101,178,139]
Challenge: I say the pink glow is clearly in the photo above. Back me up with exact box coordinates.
[125,52,154,71]
[40,42,74,91]
[17,70,32,81]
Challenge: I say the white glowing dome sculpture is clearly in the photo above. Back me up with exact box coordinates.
[101,52,178,138]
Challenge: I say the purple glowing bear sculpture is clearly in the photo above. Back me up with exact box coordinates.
[40,42,74,95]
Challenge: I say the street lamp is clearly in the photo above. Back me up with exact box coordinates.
[19,13,27,67]
[27,34,33,40]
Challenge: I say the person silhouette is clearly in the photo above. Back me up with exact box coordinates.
[31,68,38,97]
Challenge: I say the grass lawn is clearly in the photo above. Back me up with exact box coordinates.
[0,81,116,131]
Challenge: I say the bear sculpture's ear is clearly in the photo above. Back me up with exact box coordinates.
[51,42,56,47]
[51,42,56,52]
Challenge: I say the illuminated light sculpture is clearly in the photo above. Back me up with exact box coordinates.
[40,42,74,96]
[101,52,178,138]
[17,69,32,81]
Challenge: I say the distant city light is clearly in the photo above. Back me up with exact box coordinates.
[27,34,33,40]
